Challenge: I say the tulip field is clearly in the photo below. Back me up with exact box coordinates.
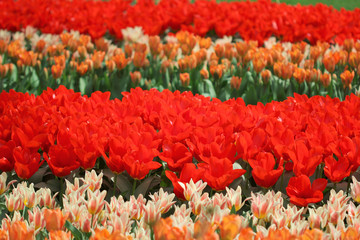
[2,0,360,239]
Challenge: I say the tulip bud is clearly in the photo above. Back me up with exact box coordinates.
[351,176,360,203]
[230,76,242,90]
[261,69,271,85]
[340,70,354,89]
[106,60,116,73]
[200,69,209,80]
[130,71,141,86]
[343,39,354,53]
[51,64,63,79]
[179,73,190,87]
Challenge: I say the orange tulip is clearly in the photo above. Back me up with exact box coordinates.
[43,209,69,232]
[130,71,141,86]
[219,215,242,240]
[7,221,34,240]
[340,70,355,89]
[48,230,72,240]
[179,73,190,87]
[230,76,242,90]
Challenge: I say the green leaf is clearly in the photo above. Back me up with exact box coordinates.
[79,77,86,95]
[244,85,258,105]
[65,221,83,240]
[203,79,216,98]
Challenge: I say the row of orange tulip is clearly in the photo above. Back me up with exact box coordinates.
[1,27,360,102]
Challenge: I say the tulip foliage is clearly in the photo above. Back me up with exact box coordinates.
[0,86,359,205]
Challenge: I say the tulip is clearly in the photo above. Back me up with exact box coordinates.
[351,176,360,203]
[43,208,69,232]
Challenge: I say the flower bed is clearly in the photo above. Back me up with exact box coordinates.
[0,171,360,239]
[1,28,360,103]
[1,0,360,44]
[1,86,360,200]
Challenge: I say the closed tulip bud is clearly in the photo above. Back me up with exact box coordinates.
[351,176,360,203]
[348,52,360,68]
[133,51,147,68]
[77,46,87,59]
[323,53,338,73]
[94,38,109,53]
[0,40,6,54]
[200,69,209,80]
[149,36,162,57]
[51,64,63,79]
[179,72,190,87]
[235,41,249,57]
[84,59,93,71]
[252,57,266,74]
[304,59,314,69]
[230,76,242,90]
[210,64,223,79]
[124,44,133,58]
[293,67,306,84]
[35,39,46,53]
[76,62,88,76]
[91,51,105,69]
[340,70,354,89]
[343,39,354,53]
[320,73,331,87]
[199,37,212,49]
[0,64,9,78]
[290,49,304,65]
[105,60,116,72]
[261,69,271,85]
[130,71,141,86]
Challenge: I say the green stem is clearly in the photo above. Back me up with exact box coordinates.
[334,183,337,192]
[150,225,155,240]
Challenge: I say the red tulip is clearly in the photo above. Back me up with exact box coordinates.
[13,146,44,179]
[286,175,327,207]
[288,140,323,177]
[0,140,16,172]
[248,152,284,188]
[199,157,246,191]
[43,145,80,177]
[324,155,352,183]
[159,141,193,172]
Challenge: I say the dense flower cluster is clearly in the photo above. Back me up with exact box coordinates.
[1,0,360,44]
[1,28,360,102]
[1,172,360,239]
[0,86,359,203]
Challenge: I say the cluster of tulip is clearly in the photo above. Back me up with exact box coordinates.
[1,27,360,102]
[0,86,360,207]
[1,171,360,239]
[1,0,360,44]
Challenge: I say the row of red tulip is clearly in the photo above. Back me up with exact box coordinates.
[0,86,359,197]
[1,0,360,44]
